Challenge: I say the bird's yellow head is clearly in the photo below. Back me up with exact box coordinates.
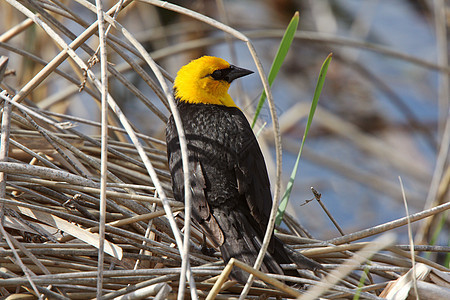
[173,56,253,107]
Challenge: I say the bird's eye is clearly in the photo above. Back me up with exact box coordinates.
[211,69,223,80]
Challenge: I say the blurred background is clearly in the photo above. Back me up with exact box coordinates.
[1,0,448,247]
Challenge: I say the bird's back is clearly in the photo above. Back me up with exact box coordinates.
[166,101,299,282]
[167,101,265,210]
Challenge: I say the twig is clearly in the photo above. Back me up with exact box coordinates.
[95,0,109,296]
[134,201,157,270]
[0,162,97,187]
[0,225,42,297]
[0,90,12,220]
[311,187,345,236]
[399,176,419,299]
[206,258,302,299]
[0,17,34,42]
[101,274,177,300]
[299,233,395,300]
[327,200,450,245]
[0,56,8,81]
[9,139,60,169]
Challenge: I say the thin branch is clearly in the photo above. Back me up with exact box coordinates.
[299,233,395,300]
[399,176,418,299]
[0,91,12,219]
[327,200,450,245]
[95,0,109,296]
[312,187,345,236]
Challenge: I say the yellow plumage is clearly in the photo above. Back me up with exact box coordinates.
[173,56,238,107]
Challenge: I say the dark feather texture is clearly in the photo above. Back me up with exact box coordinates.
[166,100,320,283]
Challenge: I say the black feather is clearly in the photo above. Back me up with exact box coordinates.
[166,100,320,283]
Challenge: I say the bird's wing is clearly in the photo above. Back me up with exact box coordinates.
[234,115,273,233]
[190,160,224,248]
[166,118,224,248]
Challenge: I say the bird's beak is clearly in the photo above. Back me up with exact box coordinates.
[224,65,254,83]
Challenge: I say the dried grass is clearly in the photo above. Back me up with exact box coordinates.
[0,0,449,299]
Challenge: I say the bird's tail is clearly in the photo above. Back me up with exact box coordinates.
[218,210,320,284]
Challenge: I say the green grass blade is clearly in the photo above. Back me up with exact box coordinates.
[255,122,267,138]
[446,238,450,269]
[251,11,299,129]
[353,263,371,300]
[426,211,448,261]
[275,53,333,227]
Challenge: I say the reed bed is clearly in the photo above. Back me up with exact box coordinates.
[0,0,449,299]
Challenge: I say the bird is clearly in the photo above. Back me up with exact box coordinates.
[166,56,320,284]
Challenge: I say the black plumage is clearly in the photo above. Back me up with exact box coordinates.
[166,100,319,283]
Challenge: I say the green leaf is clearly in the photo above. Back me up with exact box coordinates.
[446,237,450,269]
[275,53,333,227]
[353,262,371,300]
[426,211,448,263]
[251,11,299,129]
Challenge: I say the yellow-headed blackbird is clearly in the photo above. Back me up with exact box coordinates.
[166,56,320,283]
